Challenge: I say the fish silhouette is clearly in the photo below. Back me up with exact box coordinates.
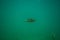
[51,32,55,40]
[24,18,35,22]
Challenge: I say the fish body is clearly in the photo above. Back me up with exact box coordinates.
[24,18,35,22]
[51,32,55,40]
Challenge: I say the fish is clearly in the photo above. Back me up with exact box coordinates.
[51,32,56,40]
[24,18,35,22]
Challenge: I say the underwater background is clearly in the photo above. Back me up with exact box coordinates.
[0,0,60,40]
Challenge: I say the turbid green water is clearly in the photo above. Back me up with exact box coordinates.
[0,0,60,40]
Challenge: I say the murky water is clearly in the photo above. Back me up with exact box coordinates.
[0,0,60,40]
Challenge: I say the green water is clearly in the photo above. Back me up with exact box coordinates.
[0,0,60,40]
